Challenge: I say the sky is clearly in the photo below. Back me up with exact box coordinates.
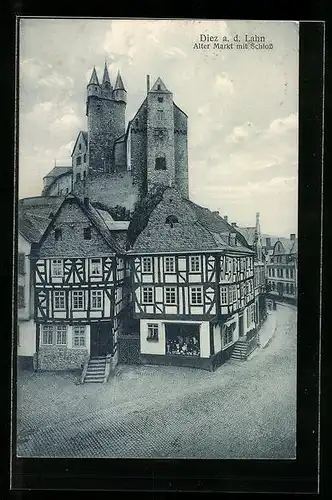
[18,19,299,237]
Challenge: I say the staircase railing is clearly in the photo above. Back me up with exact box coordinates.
[80,359,89,384]
[103,354,112,383]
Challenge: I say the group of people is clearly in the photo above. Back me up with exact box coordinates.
[167,334,200,356]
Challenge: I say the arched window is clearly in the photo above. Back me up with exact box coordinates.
[155,157,166,170]
[165,215,179,228]
[76,156,81,166]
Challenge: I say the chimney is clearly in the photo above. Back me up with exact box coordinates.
[290,233,296,241]
[84,197,89,207]
[231,222,237,227]
[146,75,150,93]
[224,215,228,223]
[213,210,219,216]
[266,237,271,247]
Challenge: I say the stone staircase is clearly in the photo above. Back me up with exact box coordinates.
[82,356,107,383]
[230,339,248,361]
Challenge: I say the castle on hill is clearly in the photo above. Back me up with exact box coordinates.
[42,63,189,211]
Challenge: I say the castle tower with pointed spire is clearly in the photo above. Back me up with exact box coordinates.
[86,63,127,173]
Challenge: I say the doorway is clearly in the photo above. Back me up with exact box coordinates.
[90,322,112,357]
[239,315,244,337]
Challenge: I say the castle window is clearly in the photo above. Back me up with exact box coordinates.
[83,171,86,179]
[76,156,82,166]
[54,228,62,241]
[135,119,139,126]
[79,144,82,150]
[157,110,163,122]
[76,173,81,183]
[84,227,91,240]
[158,97,164,103]
[155,157,166,170]
[83,153,87,163]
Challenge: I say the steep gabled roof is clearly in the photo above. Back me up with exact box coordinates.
[150,77,171,93]
[114,71,125,90]
[127,187,253,254]
[18,196,65,243]
[71,130,88,157]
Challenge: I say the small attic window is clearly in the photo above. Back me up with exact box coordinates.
[157,84,161,90]
[158,97,164,103]
[55,228,62,241]
[83,227,91,240]
[166,215,179,228]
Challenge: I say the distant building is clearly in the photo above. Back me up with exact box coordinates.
[266,234,298,303]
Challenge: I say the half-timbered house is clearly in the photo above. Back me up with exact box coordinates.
[266,234,298,304]
[31,194,128,378]
[126,186,259,370]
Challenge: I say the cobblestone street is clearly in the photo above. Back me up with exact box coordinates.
[16,304,296,459]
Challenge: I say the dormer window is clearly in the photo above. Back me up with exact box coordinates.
[165,215,179,228]
[83,227,91,240]
[54,228,62,241]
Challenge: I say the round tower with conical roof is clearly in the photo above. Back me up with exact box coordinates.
[86,63,127,173]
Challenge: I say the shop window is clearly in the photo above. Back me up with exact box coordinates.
[142,286,153,304]
[165,287,177,304]
[54,291,65,310]
[166,325,200,356]
[147,323,159,342]
[155,157,166,170]
[164,256,175,273]
[51,259,63,277]
[142,257,152,273]
[83,227,91,240]
[73,325,86,347]
[18,285,25,309]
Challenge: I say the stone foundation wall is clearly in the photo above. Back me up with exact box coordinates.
[37,346,89,371]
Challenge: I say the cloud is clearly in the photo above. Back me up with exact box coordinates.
[265,113,298,136]
[225,121,256,143]
[214,73,234,96]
